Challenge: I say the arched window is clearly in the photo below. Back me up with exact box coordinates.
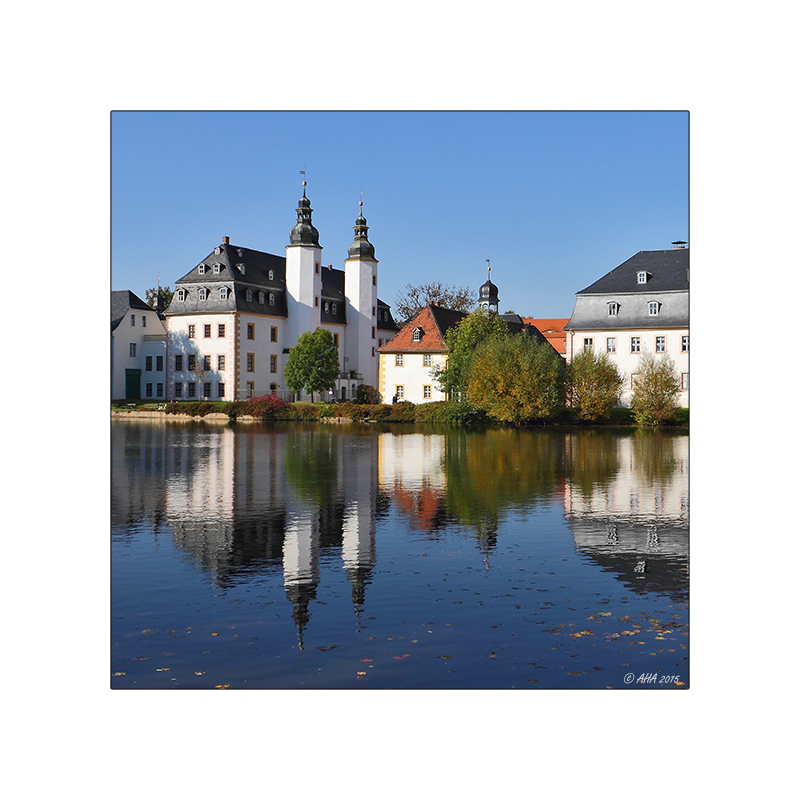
[324,301,330,313]
[246,289,253,302]
[268,270,274,281]
[258,291,265,304]
[198,288,207,301]
[269,293,275,306]
[176,289,186,301]
[412,327,423,341]
[219,287,228,300]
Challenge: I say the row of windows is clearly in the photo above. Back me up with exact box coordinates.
[246,324,279,342]
[174,381,226,398]
[630,372,689,391]
[393,385,433,400]
[145,356,164,371]
[172,353,279,374]
[130,314,149,327]
[175,287,277,305]
[394,353,434,367]
[187,323,227,338]
[583,335,689,354]
[145,382,164,398]
[607,300,665,316]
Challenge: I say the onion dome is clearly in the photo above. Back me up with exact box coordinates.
[289,183,320,246]
[479,263,499,311]
[347,201,376,259]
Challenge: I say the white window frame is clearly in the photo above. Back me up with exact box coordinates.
[395,354,404,367]
[648,301,660,316]
[198,264,206,274]
[213,263,220,274]
[423,353,432,367]
[176,288,185,301]
[606,337,616,353]
[655,336,666,353]
[637,271,647,284]
[631,337,641,353]
[607,302,619,316]
[583,337,593,351]
[198,288,208,301]
[682,335,689,353]
[246,289,253,302]
[423,385,432,399]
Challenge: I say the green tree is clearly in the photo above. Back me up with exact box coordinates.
[431,309,511,399]
[284,327,340,402]
[466,335,566,423]
[146,286,173,309]
[394,281,476,326]
[631,350,681,427]
[567,348,625,420]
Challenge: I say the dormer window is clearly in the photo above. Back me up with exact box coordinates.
[324,301,330,313]
[268,270,274,281]
[237,263,245,274]
[332,303,337,315]
[607,302,619,316]
[412,327,424,342]
[214,247,221,255]
[198,264,206,274]
[237,249,243,257]
[637,271,648,284]
[246,289,253,302]
[269,293,276,306]
[176,289,186,301]
[213,263,221,274]
[219,287,228,300]
[648,301,661,316]
[198,288,207,301]
[258,291,265,304]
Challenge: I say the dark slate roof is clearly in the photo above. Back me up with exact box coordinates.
[166,242,288,318]
[320,267,347,325]
[576,249,689,295]
[111,290,150,332]
[377,299,399,333]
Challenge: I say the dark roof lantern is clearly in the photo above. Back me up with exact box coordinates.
[289,182,321,247]
[347,201,376,260]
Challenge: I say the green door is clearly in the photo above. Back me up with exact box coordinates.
[125,369,141,400]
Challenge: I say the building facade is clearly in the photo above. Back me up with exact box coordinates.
[163,186,398,402]
[111,290,168,400]
[564,245,689,407]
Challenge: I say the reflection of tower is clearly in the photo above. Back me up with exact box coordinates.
[282,513,320,649]
[340,434,378,622]
[342,499,376,622]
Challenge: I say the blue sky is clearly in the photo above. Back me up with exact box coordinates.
[112,110,687,319]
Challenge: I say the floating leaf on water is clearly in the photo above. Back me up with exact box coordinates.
[113,672,126,676]
[360,658,373,662]
[215,684,230,689]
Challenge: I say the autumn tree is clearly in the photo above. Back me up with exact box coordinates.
[466,335,566,423]
[567,348,625,420]
[431,309,511,399]
[284,327,340,402]
[631,350,681,427]
[394,281,476,326]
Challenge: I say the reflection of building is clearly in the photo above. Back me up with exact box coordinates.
[564,433,688,600]
[163,185,398,402]
[564,245,689,407]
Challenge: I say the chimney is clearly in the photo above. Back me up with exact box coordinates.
[222,236,230,245]
[671,240,687,249]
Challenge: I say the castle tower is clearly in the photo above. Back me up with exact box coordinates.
[344,201,378,391]
[285,182,323,364]
[478,261,499,313]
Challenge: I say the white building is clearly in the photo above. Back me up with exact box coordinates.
[163,184,398,402]
[564,244,689,408]
[111,290,168,400]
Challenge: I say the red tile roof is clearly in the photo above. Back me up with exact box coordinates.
[377,303,466,353]
[522,318,569,355]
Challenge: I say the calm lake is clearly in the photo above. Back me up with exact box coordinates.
[111,419,688,689]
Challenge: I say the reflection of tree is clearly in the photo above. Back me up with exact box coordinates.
[283,429,340,508]
[442,429,566,539]
[631,430,683,487]
[565,430,623,496]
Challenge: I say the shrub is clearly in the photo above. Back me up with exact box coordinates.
[245,394,292,419]
[356,384,380,404]
[467,335,566,423]
[567,349,624,421]
[631,351,681,427]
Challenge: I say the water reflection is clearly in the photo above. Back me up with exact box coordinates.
[112,421,689,640]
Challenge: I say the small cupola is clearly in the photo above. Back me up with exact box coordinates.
[289,181,320,246]
[347,200,376,260]
[478,260,499,312]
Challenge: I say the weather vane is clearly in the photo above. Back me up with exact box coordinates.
[486,258,491,277]
[300,168,307,187]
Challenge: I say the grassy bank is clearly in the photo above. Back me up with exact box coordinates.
[113,398,688,428]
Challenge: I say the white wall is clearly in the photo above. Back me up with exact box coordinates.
[379,352,448,404]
